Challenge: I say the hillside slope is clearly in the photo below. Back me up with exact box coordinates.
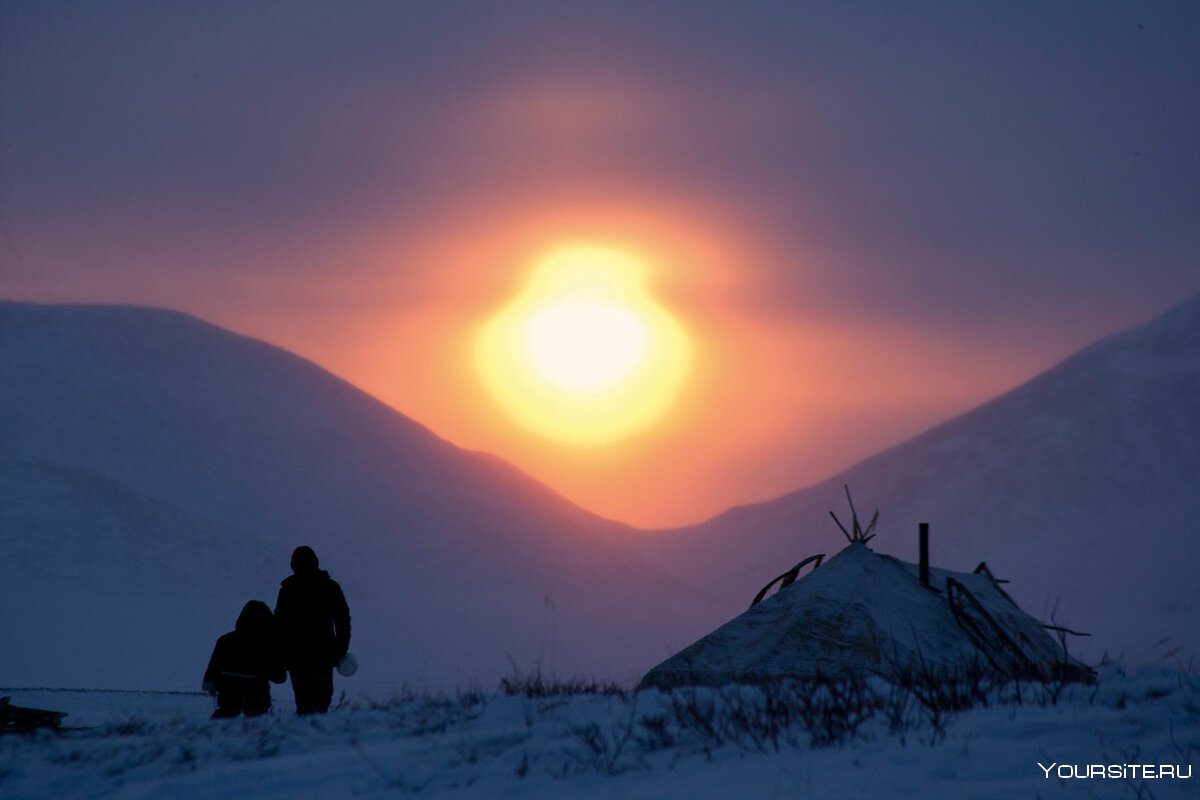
[0,302,714,690]
[634,293,1200,663]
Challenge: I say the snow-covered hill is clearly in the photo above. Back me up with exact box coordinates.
[633,293,1200,665]
[4,293,1197,692]
[0,302,714,690]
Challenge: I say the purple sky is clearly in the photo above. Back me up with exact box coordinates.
[2,2,1198,525]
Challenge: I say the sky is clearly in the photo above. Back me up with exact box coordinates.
[2,2,1198,528]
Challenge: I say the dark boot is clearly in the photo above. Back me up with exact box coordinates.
[211,687,244,719]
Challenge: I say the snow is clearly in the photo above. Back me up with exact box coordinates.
[1,663,1196,799]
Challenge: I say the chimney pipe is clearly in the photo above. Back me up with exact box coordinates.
[919,523,930,587]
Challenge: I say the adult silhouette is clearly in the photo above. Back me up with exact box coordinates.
[274,546,351,714]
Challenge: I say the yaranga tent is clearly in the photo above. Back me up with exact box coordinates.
[640,507,1094,690]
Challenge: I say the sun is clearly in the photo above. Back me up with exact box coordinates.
[522,298,651,393]
[475,245,692,446]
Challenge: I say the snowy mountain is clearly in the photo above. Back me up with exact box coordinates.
[0,302,714,690]
[4,294,1196,693]
[633,293,1200,665]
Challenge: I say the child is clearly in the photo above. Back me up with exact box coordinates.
[202,600,286,718]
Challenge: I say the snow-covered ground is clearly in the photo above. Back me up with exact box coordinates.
[3,298,1198,797]
[2,663,1196,799]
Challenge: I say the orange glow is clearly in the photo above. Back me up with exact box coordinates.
[159,196,1051,528]
[475,245,693,446]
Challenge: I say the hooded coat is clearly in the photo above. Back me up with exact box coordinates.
[203,600,286,691]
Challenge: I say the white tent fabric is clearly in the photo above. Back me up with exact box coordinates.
[640,543,1091,689]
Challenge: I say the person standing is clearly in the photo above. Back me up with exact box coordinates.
[274,546,351,714]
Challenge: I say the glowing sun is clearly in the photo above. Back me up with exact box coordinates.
[475,246,692,446]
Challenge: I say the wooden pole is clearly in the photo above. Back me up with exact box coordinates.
[919,522,930,586]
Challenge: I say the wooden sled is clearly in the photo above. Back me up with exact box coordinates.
[0,696,68,734]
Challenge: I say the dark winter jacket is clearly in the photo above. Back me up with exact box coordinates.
[203,600,286,690]
[274,569,351,669]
